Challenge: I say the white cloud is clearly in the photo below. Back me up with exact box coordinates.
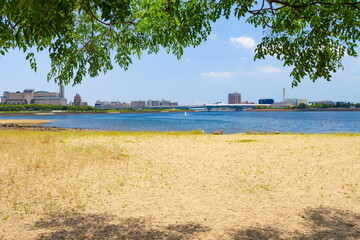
[230,36,256,48]
[201,72,233,78]
[208,33,218,40]
[259,66,283,73]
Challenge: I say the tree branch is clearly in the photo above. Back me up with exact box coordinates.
[247,1,360,16]
[87,6,136,26]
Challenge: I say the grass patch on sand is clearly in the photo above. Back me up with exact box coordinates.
[331,132,360,137]
[236,139,258,143]
[226,139,258,143]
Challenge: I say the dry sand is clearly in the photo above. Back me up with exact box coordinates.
[0,128,359,239]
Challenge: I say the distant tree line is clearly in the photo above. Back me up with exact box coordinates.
[294,102,360,109]
[0,104,183,112]
[0,104,102,112]
[254,102,360,110]
[307,102,360,109]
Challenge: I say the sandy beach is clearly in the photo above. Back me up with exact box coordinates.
[0,119,51,126]
[0,122,359,239]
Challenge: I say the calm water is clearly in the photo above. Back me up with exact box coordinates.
[1,111,359,134]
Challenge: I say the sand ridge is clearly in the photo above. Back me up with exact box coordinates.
[0,119,51,126]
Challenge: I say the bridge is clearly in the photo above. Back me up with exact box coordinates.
[202,103,270,111]
[144,103,270,111]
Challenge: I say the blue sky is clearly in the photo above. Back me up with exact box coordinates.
[1,17,360,106]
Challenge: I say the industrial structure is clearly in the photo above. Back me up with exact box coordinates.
[266,88,308,108]
[1,85,67,105]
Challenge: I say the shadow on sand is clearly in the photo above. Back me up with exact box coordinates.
[32,207,360,239]
[231,207,360,239]
[33,213,209,240]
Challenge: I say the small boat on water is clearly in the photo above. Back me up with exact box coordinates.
[184,112,188,116]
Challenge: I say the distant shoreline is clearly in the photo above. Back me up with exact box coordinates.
[0,108,359,116]
[0,110,190,117]
[249,108,360,112]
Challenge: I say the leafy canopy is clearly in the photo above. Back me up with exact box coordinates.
[1,0,359,86]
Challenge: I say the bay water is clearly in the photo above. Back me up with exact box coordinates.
[1,111,359,134]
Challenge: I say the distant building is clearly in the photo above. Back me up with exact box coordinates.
[160,99,171,106]
[130,100,146,108]
[286,98,298,105]
[228,92,241,104]
[258,99,274,104]
[3,91,25,104]
[94,99,178,109]
[94,100,108,108]
[95,100,129,109]
[283,98,308,106]
[271,98,307,108]
[297,99,308,105]
[23,89,35,104]
[69,101,88,106]
[271,101,295,108]
[34,91,67,105]
[147,100,160,107]
[145,99,178,107]
[169,102,178,107]
[2,86,67,105]
[311,101,333,105]
[159,99,178,107]
[74,94,82,106]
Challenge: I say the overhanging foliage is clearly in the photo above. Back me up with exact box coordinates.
[1,0,359,86]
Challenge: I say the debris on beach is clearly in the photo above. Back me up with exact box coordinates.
[213,129,224,135]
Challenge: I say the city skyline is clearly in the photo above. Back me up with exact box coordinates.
[2,85,358,107]
[1,17,359,105]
